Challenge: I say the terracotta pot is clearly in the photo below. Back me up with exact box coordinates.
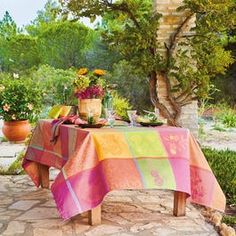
[2,120,31,142]
[79,99,102,122]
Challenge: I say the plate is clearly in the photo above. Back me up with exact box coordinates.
[78,123,105,128]
[139,122,163,127]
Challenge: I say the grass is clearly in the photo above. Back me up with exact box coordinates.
[0,136,8,142]
[214,102,236,128]
[222,215,236,229]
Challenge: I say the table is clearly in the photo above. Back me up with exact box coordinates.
[23,120,226,224]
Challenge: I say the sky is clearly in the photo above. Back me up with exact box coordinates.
[0,0,95,28]
[0,0,49,26]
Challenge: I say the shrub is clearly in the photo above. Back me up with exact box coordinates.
[110,60,151,111]
[203,148,236,205]
[31,65,77,106]
[214,102,236,128]
[219,111,236,128]
[112,92,132,120]
[0,73,43,122]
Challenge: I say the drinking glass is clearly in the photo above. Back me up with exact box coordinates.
[107,109,115,128]
[127,110,137,127]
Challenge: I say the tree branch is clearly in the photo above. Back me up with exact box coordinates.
[166,13,194,68]
[160,72,182,123]
[103,1,141,28]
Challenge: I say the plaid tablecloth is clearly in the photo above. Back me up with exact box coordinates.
[23,120,226,220]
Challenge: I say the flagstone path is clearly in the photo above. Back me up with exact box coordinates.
[0,175,219,236]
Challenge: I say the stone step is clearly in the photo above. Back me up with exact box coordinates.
[0,143,25,158]
[0,142,25,170]
[0,157,18,170]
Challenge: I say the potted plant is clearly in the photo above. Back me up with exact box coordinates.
[74,68,106,122]
[0,74,43,142]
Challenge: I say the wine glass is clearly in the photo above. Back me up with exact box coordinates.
[107,109,115,128]
[127,110,137,127]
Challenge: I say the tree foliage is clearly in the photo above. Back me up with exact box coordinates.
[36,21,92,69]
[0,11,17,39]
[60,0,236,125]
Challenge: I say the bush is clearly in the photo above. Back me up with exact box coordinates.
[219,111,236,128]
[0,73,43,122]
[203,148,236,204]
[214,102,236,128]
[31,65,76,106]
[112,92,132,120]
[109,60,151,112]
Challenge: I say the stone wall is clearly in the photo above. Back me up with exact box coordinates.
[154,0,198,137]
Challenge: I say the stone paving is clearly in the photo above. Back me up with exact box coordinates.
[0,175,219,236]
[0,143,25,170]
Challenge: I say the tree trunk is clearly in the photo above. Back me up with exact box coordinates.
[149,71,182,127]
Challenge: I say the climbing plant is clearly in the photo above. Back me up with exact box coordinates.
[59,0,236,125]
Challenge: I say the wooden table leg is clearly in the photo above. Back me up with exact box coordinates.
[38,163,50,189]
[88,205,101,225]
[173,191,187,216]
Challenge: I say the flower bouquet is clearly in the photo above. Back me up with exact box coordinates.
[73,68,106,122]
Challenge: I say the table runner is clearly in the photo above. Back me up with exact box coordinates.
[23,120,226,220]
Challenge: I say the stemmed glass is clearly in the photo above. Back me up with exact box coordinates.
[127,110,137,127]
[107,109,115,128]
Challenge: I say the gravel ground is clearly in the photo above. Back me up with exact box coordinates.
[198,119,236,151]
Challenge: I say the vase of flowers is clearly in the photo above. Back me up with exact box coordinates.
[74,68,106,122]
[0,75,42,142]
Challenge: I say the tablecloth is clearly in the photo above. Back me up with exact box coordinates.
[23,120,226,220]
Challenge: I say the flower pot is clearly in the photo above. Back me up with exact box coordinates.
[2,120,31,142]
[79,99,102,122]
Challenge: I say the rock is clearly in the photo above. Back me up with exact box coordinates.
[136,195,161,203]
[0,183,8,192]
[74,223,90,234]
[31,219,65,228]
[61,224,74,236]
[103,202,150,214]
[220,224,236,236]
[104,195,133,203]
[2,221,25,235]
[16,207,59,221]
[84,224,124,236]
[102,212,131,225]
[33,228,63,236]
[151,227,177,236]
[9,200,40,211]
[210,212,222,227]
[130,222,161,233]
[40,200,56,207]
[0,198,14,206]
[119,212,164,223]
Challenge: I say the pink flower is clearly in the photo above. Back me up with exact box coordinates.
[3,104,10,112]
[75,85,104,99]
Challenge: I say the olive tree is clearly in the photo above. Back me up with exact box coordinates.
[59,0,235,125]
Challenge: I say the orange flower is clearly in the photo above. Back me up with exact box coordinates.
[93,69,106,76]
[77,68,88,75]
